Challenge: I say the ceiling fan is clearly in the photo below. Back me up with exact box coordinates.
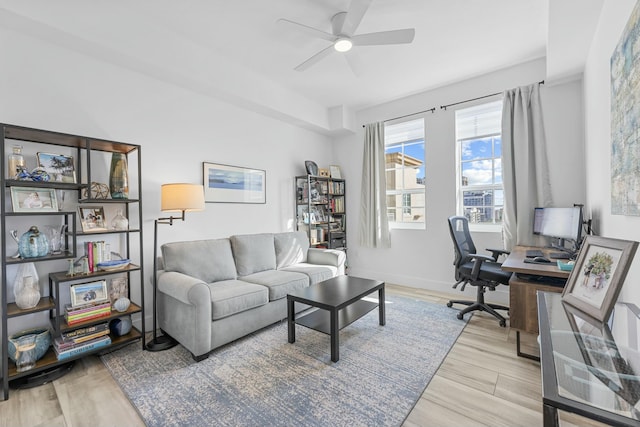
[278,0,415,72]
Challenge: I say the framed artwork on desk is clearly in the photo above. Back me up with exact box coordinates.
[562,235,638,322]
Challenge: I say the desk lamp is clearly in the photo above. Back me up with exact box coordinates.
[146,183,205,351]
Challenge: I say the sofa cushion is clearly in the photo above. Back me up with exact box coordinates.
[230,233,276,276]
[207,280,269,320]
[162,238,237,283]
[282,263,337,285]
[240,270,309,301]
[274,231,309,269]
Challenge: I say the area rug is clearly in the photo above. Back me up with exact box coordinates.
[101,295,467,427]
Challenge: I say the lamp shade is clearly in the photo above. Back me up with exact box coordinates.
[161,183,205,212]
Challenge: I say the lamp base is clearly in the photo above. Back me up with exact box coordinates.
[145,334,178,352]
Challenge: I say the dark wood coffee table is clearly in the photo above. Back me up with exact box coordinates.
[287,275,385,362]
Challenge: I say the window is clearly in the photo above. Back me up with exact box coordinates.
[455,100,503,228]
[384,118,425,228]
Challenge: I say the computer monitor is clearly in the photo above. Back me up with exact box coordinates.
[533,206,583,250]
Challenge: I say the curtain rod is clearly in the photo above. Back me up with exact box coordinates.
[362,107,435,128]
[440,80,545,110]
[362,80,545,127]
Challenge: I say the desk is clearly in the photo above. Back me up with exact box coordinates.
[502,246,570,359]
[538,292,640,427]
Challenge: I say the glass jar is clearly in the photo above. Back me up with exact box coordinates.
[7,145,25,179]
[111,209,129,230]
[15,334,37,372]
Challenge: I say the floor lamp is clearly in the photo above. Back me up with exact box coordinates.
[145,183,205,352]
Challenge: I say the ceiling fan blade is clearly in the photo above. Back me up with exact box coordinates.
[352,28,416,46]
[277,18,336,42]
[340,0,373,36]
[294,45,335,71]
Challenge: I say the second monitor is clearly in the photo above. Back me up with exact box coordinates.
[533,206,583,253]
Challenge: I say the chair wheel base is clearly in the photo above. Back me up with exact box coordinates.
[456,312,464,320]
[446,301,453,308]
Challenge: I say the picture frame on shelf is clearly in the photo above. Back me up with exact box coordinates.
[70,280,109,308]
[108,277,128,305]
[77,205,108,232]
[36,152,76,183]
[562,235,639,322]
[10,187,58,212]
[203,162,266,204]
[319,168,330,177]
[329,165,342,179]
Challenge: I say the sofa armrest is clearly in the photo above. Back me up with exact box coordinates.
[307,248,346,275]
[157,270,210,306]
[156,270,212,358]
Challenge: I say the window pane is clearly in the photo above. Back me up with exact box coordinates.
[461,139,492,161]
[494,158,502,184]
[494,137,502,157]
[461,160,494,186]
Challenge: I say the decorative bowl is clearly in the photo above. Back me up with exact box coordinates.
[97,259,130,271]
[7,327,51,362]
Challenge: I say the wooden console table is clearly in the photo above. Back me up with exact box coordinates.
[501,246,570,360]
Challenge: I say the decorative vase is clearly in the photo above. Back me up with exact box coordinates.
[14,275,40,309]
[18,226,49,258]
[111,209,129,230]
[109,153,129,199]
[109,316,132,337]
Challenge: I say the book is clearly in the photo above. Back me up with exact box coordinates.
[66,311,111,326]
[55,329,110,350]
[54,335,111,360]
[60,322,109,341]
[65,301,111,316]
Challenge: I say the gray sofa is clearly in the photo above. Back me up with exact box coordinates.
[156,231,346,360]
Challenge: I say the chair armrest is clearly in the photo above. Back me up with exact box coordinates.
[486,248,510,261]
[467,254,495,279]
[308,248,346,268]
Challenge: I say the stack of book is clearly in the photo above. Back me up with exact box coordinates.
[54,323,111,360]
[65,301,111,326]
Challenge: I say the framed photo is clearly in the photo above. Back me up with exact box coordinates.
[203,162,265,204]
[10,187,58,212]
[109,277,128,304]
[562,235,639,322]
[329,165,342,179]
[70,280,109,308]
[77,205,107,232]
[36,152,76,183]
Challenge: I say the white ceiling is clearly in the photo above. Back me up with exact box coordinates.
[0,0,603,133]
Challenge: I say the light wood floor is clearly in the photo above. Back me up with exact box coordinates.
[0,284,609,427]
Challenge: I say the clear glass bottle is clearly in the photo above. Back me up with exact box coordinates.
[7,145,25,179]
[111,209,129,230]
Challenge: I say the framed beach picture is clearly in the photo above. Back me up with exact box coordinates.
[562,235,639,322]
[77,205,108,232]
[70,280,109,308]
[203,162,266,204]
[10,187,58,212]
[37,152,76,183]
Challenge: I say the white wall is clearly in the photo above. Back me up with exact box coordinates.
[0,27,334,332]
[334,58,585,304]
[583,0,640,305]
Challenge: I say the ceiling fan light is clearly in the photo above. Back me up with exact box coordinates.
[334,38,353,52]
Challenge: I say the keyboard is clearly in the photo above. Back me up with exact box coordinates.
[549,251,571,259]
[525,249,544,258]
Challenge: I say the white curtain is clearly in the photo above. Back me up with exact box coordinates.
[359,122,391,248]
[502,83,552,250]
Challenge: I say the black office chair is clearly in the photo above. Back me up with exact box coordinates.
[446,215,511,327]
